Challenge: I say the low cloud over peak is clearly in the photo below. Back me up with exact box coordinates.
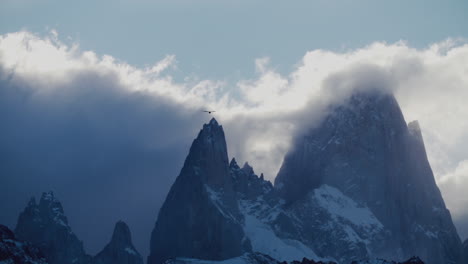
[1,30,468,256]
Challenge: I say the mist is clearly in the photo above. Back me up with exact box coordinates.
[1,31,468,259]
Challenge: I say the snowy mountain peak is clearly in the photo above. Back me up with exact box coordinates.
[274,90,464,263]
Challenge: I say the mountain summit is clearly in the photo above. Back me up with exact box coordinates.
[148,118,250,264]
[15,192,90,264]
[275,91,464,263]
[93,221,143,264]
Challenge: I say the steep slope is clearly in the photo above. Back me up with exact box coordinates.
[464,239,468,264]
[275,91,464,263]
[148,118,251,264]
[0,224,48,264]
[93,221,143,264]
[15,192,90,264]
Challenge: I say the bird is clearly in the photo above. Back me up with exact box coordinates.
[203,110,216,114]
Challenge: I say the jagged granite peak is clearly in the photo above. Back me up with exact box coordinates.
[148,119,250,264]
[93,221,143,264]
[242,162,254,175]
[0,224,49,264]
[231,160,274,200]
[15,191,90,264]
[275,91,464,263]
[184,117,231,188]
[230,158,240,170]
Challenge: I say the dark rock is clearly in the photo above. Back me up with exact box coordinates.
[275,91,464,263]
[0,224,48,264]
[148,118,250,264]
[93,221,143,264]
[15,191,91,264]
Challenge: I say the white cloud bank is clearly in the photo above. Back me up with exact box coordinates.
[1,31,468,238]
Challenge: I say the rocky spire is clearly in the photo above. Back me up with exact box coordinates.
[148,119,250,264]
[180,117,231,188]
[15,191,90,264]
[93,221,143,264]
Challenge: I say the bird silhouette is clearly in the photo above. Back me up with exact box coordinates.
[203,110,216,114]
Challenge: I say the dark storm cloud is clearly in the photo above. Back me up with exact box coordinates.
[0,66,207,257]
[2,31,468,256]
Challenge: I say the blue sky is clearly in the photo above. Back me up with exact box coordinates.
[1,0,468,257]
[2,0,467,81]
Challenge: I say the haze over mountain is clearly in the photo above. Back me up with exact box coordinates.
[148,89,465,264]
[1,30,468,259]
[2,86,467,263]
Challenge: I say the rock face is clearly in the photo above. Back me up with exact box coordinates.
[0,224,48,264]
[93,221,143,264]
[275,91,464,263]
[464,239,468,264]
[149,113,452,264]
[15,191,90,264]
[148,118,251,264]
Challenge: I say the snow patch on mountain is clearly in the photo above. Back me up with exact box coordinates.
[312,185,383,231]
[239,199,319,262]
[204,185,238,222]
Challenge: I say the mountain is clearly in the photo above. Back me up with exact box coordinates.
[0,224,48,264]
[148,118,251,264]
[275,91,464,263]
[15,191,91,264]
[93,221,143,264]
[150,91,464,264]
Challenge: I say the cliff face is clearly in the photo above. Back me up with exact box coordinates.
[92,221,143,264]
[148,118,251,264]
[275,91,464,263]
[14,192,91,264]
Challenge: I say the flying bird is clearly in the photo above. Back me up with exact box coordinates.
[203,110,216,114]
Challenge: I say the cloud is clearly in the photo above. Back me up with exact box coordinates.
[1,30,468,259]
